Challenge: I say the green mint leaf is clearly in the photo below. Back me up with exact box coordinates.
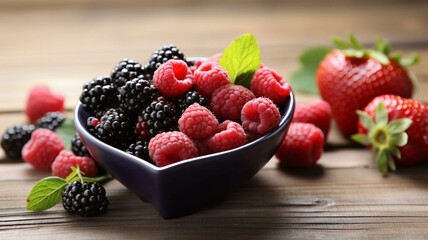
[26,177,67,212]
[289,46,332,94]
[56,118,76,150]
[219,33,260,88]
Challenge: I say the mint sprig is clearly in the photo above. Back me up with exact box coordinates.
[26,177,67,212]
[219,33,261,88]
[26,166,112,212]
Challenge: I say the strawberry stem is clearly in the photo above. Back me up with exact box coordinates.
[352,103,412,175]
[332,34,420,67]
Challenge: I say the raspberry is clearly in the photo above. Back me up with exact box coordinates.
[275,123,324,167]
[241,97,281,135]
[52,150,97,178]
[62,181,109,217]
[193,53,222,69]
[210,84,255,121]
[193,139,212,156]
[148,131,198,167]
[207,120,246,153]
[111,58,146,88]
[36,111,66,131]
[22,129,65,170]
[250,66,291,105]
[178,103,219,140]
[146,44,187,79]
[193,61,230,98]
[25,85,65,123]
[1,124,35,159]
[153,59,193,97]
[292,100,332,138]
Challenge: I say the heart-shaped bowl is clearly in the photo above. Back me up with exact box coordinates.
[74,91,295,219]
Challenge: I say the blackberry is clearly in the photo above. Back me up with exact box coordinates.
[146,44,187,79]
[36,111,65,131]
[79,76,119,117]
[71,134,91,157]
[119,76,159,114]
[134,116,151,141]
[1,124,35,159]
[126,140,151,162]
[111,59,146,89]
[94,108,134,149]
[62,181,109,217]
[178,90,209,113]
[142,99,179,137]
[86,116,99,135]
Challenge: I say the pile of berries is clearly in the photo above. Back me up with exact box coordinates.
[79,45,292,167]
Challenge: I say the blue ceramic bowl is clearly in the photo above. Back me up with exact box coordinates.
[74,91,295,219]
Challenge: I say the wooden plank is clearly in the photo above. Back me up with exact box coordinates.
[1,158,428,239]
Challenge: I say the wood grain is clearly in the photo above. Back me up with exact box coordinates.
[1,1,428,239]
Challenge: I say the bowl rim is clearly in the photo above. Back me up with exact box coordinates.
[74,91,295,172]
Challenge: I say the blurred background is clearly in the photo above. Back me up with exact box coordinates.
[0,0,427,111]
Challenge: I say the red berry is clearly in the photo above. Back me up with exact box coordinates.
[22,128,65,170]
[207,120,246,153]
[292,100,332,138]
[178,103,219,140]
[241,97,281,135]
[153,59,193,97]
[25,85,65,123]
[51,150,98,178]
[275,123,324,167]
[353,94,428,173]
[251,66,291,104]
[193,138,212,156]
[317,36,415,136]
[210,84,255,121]
[148,131,198,167]
[193,61,230,98]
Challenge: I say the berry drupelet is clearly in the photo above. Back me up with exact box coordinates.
[79,76,119,118]
[62,181,109,217]
[111,58,146,89]
[1,124,36,159]
[36,111,66,131]
[119,75,159,114]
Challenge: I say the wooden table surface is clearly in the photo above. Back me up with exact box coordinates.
[1,1,428,239]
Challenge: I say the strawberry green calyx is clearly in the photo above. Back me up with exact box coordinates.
[332,34,421,67]
[351,103,412,175]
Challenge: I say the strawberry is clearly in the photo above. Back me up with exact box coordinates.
[317,34,419,136]
[352,95,428,174]
[275,122,324,168]
[292,100,332,138]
